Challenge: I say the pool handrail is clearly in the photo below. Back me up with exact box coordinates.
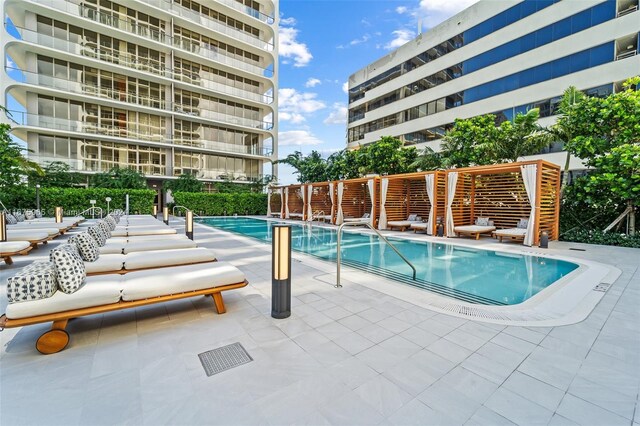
[172,205,201,218]
[336,221,417,288]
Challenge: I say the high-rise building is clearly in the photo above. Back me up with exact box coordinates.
[347,0,638,174]
[1,0,278,194]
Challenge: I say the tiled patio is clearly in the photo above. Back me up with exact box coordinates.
[1,218,639,425]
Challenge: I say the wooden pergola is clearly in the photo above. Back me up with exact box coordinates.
[336,177,379,225]
[307,182,334,222]
[267,186,283,217]
[284,184,305,219]
[380,171,446,234]
[444,160,560,245]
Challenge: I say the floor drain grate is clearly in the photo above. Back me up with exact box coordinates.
[198,342,253,377]
[593,282,612,292]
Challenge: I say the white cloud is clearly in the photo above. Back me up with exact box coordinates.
[279,21,313,68]
[279,130,323,146]
[416,0,480,27]
[280,16,296,25]
[396,6,408,14]
[384,29,415,50]
[6,56,16,69]
[342,81,349,94]
[350,34,371,46]
[278,88,326,123]
[305,78,321,88]
[323,103,348,125]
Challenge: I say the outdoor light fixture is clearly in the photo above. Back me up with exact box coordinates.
[0,212,6,242]
[163,206,169,225]
[540,231,549,249]
[35,184,40,211]
[153,205,158,217]
[186,210,194,240]
[105,197,111,214]
[90,199,96,219]
[271,224,291,319]
[55,207,63,223]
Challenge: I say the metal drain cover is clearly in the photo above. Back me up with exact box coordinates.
[198,342,253,376]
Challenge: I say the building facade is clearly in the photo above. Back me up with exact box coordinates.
[1,0,278,193]
[347,0,639,172]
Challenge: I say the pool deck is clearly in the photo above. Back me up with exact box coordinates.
[1,216,639,425]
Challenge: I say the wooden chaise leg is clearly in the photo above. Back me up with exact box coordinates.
[211,293,226,314]
[36,320,70,355]
[3,256,13,265]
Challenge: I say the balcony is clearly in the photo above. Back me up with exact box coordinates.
[173,138,273,156]
[174,103,273,130]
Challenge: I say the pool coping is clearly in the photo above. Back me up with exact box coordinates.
[195,217,621,327]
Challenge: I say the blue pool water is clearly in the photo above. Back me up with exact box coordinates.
[198,217,579,305]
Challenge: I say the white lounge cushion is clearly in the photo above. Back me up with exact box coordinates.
[494,228,527,237]
[99,241,125,255]
[454,225,496,233]
[387,220,421,228]
[10,223,70,232]
[121,262,244,301]
[125,234,189,242]
[0,241,31,254]
[7,230,50,241]
[125,227,177,236]
[123,239,197,254]
[110,229,128,237]
[84,254,125,274]
[124,248,216,270]
[5,275,124,319]
[289,213,303,218]
[410,223,428,230]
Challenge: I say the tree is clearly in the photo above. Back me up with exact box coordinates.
[360,136,418,175]
[326,149,360,180]
[0,122,42,189]
[165,174,204,193]
[439,115,498,167]
[90,167,147,189]
[487,108,550,163]
[276,150,329,183]
[30,161,82,188]
[411,146,444,171]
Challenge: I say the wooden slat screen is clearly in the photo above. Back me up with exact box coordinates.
[408,178,430,221]
[472,172,530,229]
[450,173,473,231]
[287,185,304,217]
[269,189,282,215]
[435,171,447,230]
[310,183,332,220]
[342,180,368,220]
[540,163,560,240]
[385,177,407,222]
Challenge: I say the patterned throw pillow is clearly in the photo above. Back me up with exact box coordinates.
[14,212,25,222]
[6,260,58,303]
[88,225,107,246]
[34,209,43,218]
[476,217,490,226]
[50,245,86,294]
[6,213,17,224]
[105,215,117,230]
[517,218,529,229]
[98,220,112,238]
[25,210,35,220]
[69,232,100,262]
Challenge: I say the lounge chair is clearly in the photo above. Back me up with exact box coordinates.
[410,222,429,233]
[0,241,32,264]
[388,214,422,231]
[7,229,55,248]
[493,219,528,243]
[83,247,217,275]
[454,218,496,240]
[10,222,75,234]
[100,237,197,254]
[289,212,304,219]
[1,260,247,354]
[344,213,371,225]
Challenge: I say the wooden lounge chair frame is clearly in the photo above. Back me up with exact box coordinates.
[493,231,526,243]
[1,245,33,265]
[0,279,248,354]
[455,228,495,240]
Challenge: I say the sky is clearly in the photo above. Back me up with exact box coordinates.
[275,0,480,184]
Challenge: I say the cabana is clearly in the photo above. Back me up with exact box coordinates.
[267,186,283,218]
[378,171,446,234]
[335,177,379,226]
[284,184,305,220]
[444,160,560,246]
[307,182,334,222]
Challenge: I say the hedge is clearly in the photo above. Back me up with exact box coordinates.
[2,187,155,216]
[172,192,267,215]
[560,229,640,248]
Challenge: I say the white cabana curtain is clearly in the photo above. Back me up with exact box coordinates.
[446,172,458,237]
[306,185,313,221]
[521,164,538,246]
[329,182,335,223]
[379,178,389,229]
[267,189,272,216]
[336,182,344,225]
[425,174,435,235]
[367,179,375,220]
[284,190,290,219]
[279,188,284,216]
[301,186,306,217]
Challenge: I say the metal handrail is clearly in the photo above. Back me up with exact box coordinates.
[336,221,417,288]
[172,205,201,217]
[309,210,325,224]
[79,206,103,219]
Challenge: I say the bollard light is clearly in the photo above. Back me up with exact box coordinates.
[153,205,158,218]
[0,211,6,242]
[163,206,169,225]
[540,231,549,249]
[36,184,40,211]
[105,197,111,214]
[186,210,194,240]
[55,207,63,223]
[271,225,292,319]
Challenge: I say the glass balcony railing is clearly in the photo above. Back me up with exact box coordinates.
[8,24,273,79]
[139,0,275,25]
[6,110,273,158]
[173,103,272,130]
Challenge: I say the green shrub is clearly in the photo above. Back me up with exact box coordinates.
[560,229,640,248]
[2,187,155,215]
[172,192,267,215]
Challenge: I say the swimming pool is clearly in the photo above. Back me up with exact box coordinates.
[198,217,579,306]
